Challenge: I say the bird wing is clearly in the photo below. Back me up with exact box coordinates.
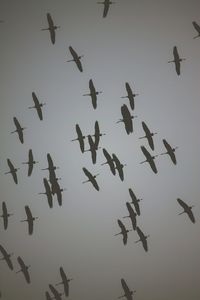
[7,159,18,184]
[28,149,34,176]
[25,206,34,235]
[126,203,137,230]
[103,2,109,18]
[121,105,133,134]
[76,124,85,153]
[142,122,154,150]
[89,79,97,109]
[187,210,195,223]
[163,139,176,164]
[45,291,52,300]
[13,117,21,131]
[94,121,100,148]
[83,167,99,190]
[88,135,97,164]
[136,227,148,251]
[17,256,30,283]
[54,182,63,206]
[102,149,116,175]
[2,202,8,230]
[121,278,131,296]
[47,13,54,28]
[177,199,195,223]
[47,153,55,170]
[49,284,62,300]
[148,157,157,174]
[82,167,92,179]
[32,92,43,120]
[126,82,135,110]
[141,146,157,173]
[91,176,99,191]
[112,154,124,180]
[69,46,83,72]
[173,46,180,75]
[13,117,24,143]
[75,58,83,72]
[128,189,140,216]
[50,28,56,44]
[44,178,53,208]
[60,267,69,297]
[0,245,13,270]
[177,198,189,210]
[118,220,127,245]
[192,21,200,33]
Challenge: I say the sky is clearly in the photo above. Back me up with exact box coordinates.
[0,0,200,299]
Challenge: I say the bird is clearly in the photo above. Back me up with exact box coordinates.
[56,267,73,297]
[118,278,136,300]
[84,135,101,164]
[0,244,14,271]
[168,46,185,75]
[140,146,158,174]
[139,121,157,150]
[29,92,46,120]
[117,104,137,134]
[121,82,139,110]
[112,153,126,181]
[4,159,19,184]
[49,284,63,300]
[101,148,116,175]
[114,219,132,245]
[42,13,60,44]
[97,0,115,18]
[92,121,106,149]
[53,181,66,206]
[135,226,149,252]
[20,205,38,235]
[42,153,59,174]
[177,198,195,223]
[11,117,26,144]
[83,79,102,109]
[67,46,83,72]
[123,202,137,230]
[45,291,53,300]
[16,256,31,284]
[39,178,53,208]
[160,139,178,165]
[0,202,13,230]
[82,167,100,191]
[71,124,86,153]
[22,149,39,177]
[192,21,200,39]
[128,189,142,216]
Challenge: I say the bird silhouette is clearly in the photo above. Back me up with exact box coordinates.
[20,205,38,235]
[42,13,60,44]
[67,46,83,72]
[160,139,178,165]
[1,202,13,230]
[117,104,137,134]
[49,284,63,300]
[29,92,46,120]
[139,121,157,150]
[53,181,66,206]
[71,124,86,153]
[82,167,100,191]
[123,202,137,230]
[45,291,52,300]
[140,146,158,174]
[101,148,116,175]
[114,219,132,245]
[39,178,53,208]
[83,79,102,109]
[128,189,142,216]
[97,0,115,18]
[11,117,26,144]
[112,153,126,181]
[118,278,136,300]
[168,46,185,75]
[22,149,39,177]
[16,256,31,284]
[56,267,73,297]
[135,226,149,252]
[192,21,200,39]
[121,82,138,110]
[0,244,14,271]
[4,159,19,184]
[84,135,101,164]
[92,121,106,149]
[177,198,195,223]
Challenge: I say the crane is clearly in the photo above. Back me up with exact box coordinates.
[114,219,132,245]
[123,202,137,230]
[177,198,195,223]
[20,205,38,235]
[11,117,26,144]
[56,267,73,297]
[83,79,102,109]
[39,178,53,208]
[82,167,100,191]
[1,201,13,230]
[71,124,85,153]
[121,82,139,110]
[140,146,158,174]
[0,244,14,271]
[139,121,157,150]
[22,149,39,176]
[117,104,137,134]
[192,21,200,39]
[16,256,31,284]
[97,0,115,18]
[29,92,46,120]
[112,153,126,181]
[160,139,178,165]
[168,46,185,76]
[92,120,106,149]
[128,189,142,216]
[4,159,19,184]
[101,148,116,175]
[84,135,101,164]
[53,181,66,206]
[67,46,83,72]
[135,226,149,252]
[49,284,63,300]
[42,13,60,44]
[118,278,136,300]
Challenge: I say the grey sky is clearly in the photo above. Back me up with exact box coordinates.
[0,0,200,299]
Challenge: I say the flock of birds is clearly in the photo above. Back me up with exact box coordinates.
[1,3,199,300]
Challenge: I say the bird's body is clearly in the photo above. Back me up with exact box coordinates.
[101,148,116,175]
[42,13,60,44]
[123,202,137,230]
[160,139,178,165]
[1,202,13,230]
[82,167,100,191]
[71,124,85,153]
[115,219,132,245]
[121,82,138,110]
[139,121,157,150]
[177,198,195,223]
[135,226,149,252]
[0,244,14,270]
[140,146,158,174]
[118,278,136,300]
[21,206,38,235]
[11,117,25,144]
[29,92,45,120]
[168,46,185,75]
[22,149,38,176]
[16,256,31,284]
[5,159,19,184]
[97,0,115,18]
[68,46,83,72]
[83,79,102,109]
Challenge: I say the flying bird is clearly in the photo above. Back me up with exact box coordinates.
[4,159,19,184]
[121,82,139,110]
[114,219,132,245]
[20,205,38,235]
[0,244,14,270]
[117,104,136,134]
[135,226,149,252]
[54,181,66,206]
[84,135,101,164]
[1,202,13,230]
[192,21,200,39]
[168,46,185,75]
[177,198,195,223]
[11,117,26,144]
[56,267,73,297]
[82,167,100,191]
[83,79,102,109]
[128,189,142,216]
[139,121,157,150]
[42,13,60,44]
[92,121,106,149]
[39,178,53,208]
[29,92,46,120]
[112,153,126,181]
[71,124,85,153]
[16,256,31,284]
[118,278,136,300]
[101,148,116,175]
[22,149,39,176]
[140,146,158,174]
[123,202,137,230]
[160,139,178,165]
[67,46,83,72]
[42,153,59,174]
[97,0,115,18]
[49,284,63,300]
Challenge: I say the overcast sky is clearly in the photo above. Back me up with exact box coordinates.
[0,0,200,300]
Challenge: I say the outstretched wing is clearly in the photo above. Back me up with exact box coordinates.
[2,202,8,230]
[60,267,69,296]
[103,2,110,18]
[28,149,34,176]
[69,46,83,72]
[49,284,62,300]
[142,122,154,150]
[7,159,18,184]
[126,202,137,230]
[192,21,200,34]
[47,13,54,28]
[89,79,97,109]
[121,278,131,296]
[91,176,99,191]
[177,198,189,210]
[44,178,53,208]
[128,189,140,216]
[32,92,43,120]
[121,104,133,134]
[45,291,52,300]
[25,206,34,235]
[47,153,55,170]
[163,139,176,164]
[126,82,135,110]
[112,154,124,180]
[17,256,30,283]
[117,220,127,245]
[13,117,24,143]
[173,46,180,75]
[88,136,97,164]
[0,244,13,270]
[136,227,148,251]
[140,146,157,174]
[76,124,84,153]
[94,121,100,148]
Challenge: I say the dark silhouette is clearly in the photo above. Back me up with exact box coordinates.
[92,121,105,149]
[97,0,115,18]
[29,92,46,120]
[42,13,60,44]
[114,219,132,245]
[1,202,13,230]
[67,46,83,72]
[49,176,61,195]
[22,149,39,176]
[49,284,63,300]
[11,117,26,144]
[177,198,195,223]
[84,135,101,164]
[117,104,136,134]
[56,267,73,297]
[139,121,157,150]
[39,178,53,208]
[140,146,158,174]
[128,189,142,216]
[112,153,126,181]
[42,153,59,183]
[4,159,19,184]
[53,181,66,206]
[71,124,85,153]
[121,82,138,110]
[0,244,14,270]
[83,79,102,109]
[20,205,38,235]
[82,167,100,191]
[123,202,137,230]
[160,139,178,165]
[16,256,31,284]
[101,148,116,175]
[118,278,136,300]
[168,46,185,75]
[135,226,149,252]
[45,291,52,300]
[192,21,200,39]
